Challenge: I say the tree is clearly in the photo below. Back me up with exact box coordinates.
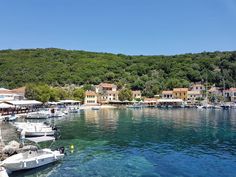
[118,88,132,101]
[72,88,85,101]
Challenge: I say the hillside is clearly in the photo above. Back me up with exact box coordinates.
[0,48,235,97]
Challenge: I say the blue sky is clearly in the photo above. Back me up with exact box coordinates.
[0,0,235,55]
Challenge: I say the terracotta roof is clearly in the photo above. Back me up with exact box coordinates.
[0,90,13,94]
[191,84,204,87]
[173,88,188,92]
[209,87,220,92]
[188,91,201,95]
[99,83,116,88]
[144,98,157,101]
[132,90,141,94]
[162,90,173,94]
[11,87,26,94]
[107,90,119,94]
[229,88,236,92]
[85,91,97,96]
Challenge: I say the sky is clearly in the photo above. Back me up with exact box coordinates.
[0,0,236,55]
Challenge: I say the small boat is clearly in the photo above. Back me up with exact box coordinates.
[213,105,222,109]
[197,105,204,109]
[19,127,55,137]
[0,167,8,177]
[91,106,101,110]
[26,111,50,119]
[1,136,64,173]
[15,122,55,137]
[127,104,143,108]
[67,106,80,113]
[13,122,51,131]
[3,114,18,121]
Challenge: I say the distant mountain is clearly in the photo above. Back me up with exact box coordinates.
[0,48,235,97]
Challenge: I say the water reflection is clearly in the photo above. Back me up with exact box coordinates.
[2,108,236,177]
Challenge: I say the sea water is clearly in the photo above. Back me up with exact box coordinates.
[11,108,236,177]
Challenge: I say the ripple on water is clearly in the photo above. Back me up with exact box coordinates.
[6,109,236,177]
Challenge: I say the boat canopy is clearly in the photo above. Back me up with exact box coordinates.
[25,136,55,143]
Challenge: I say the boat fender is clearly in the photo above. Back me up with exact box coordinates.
[54,155,57,160]
[35,158,39,164]
[23,161,27,168]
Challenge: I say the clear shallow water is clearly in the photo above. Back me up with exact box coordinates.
[10,108,236,177]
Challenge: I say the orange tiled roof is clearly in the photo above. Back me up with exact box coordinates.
[132,90,141,94]
[173,88,188,92]
[162,90,173,94]
[85,91,97,96]
[0,90,12,94]
[99,83,116,88]
[11,87,26,94]
[144,98,157,101]
[229,88,236,92]
[106,90,119,94]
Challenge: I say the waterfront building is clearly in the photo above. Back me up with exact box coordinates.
[107,90,119,101]
[84,91,98,105]
[187,91,202,103]
[173,88,188,101]
[144,98,157,106]
[223,88,236,102]
[0,87,25,101]
[132,90,142,100]
[157,99,183,107]
[208,86,222,96]
[95,83,117,93]
[95,83,118,103]
[190,83,205,92]
[162,91,173,99]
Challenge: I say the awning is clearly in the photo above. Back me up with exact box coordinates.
[0,103,15,108]
[59,100,81,104]
[4,100,42,106]
[157,99,183,103]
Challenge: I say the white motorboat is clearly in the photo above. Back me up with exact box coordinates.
[14,122,55,137]
[0,167,8,177]
[127,104,143,108]
[1,136,64,173]
[26,111,50,119]
[20,127,55,137]
[3,114,18,121]
[13,122,52,131]
[91,106,101,110]
[213,105,222,109]
[50,111,65,118]
[67,105,80,113]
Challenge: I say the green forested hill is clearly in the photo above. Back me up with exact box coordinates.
[0,48,235,97]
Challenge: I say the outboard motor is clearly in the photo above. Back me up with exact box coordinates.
[59,147,65,154]
[52,126,58,131]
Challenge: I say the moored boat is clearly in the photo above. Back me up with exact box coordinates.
[0,136,64,173]
[3,114,18,121]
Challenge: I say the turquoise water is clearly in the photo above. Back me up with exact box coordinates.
[11,108,236,177]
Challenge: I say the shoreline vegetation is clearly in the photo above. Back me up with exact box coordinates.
[0,48,235,99]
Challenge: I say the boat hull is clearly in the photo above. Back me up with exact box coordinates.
[24,131,55,137]
[1,150,64,172]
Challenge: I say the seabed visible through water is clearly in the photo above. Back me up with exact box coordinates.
[1,108,236,177]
